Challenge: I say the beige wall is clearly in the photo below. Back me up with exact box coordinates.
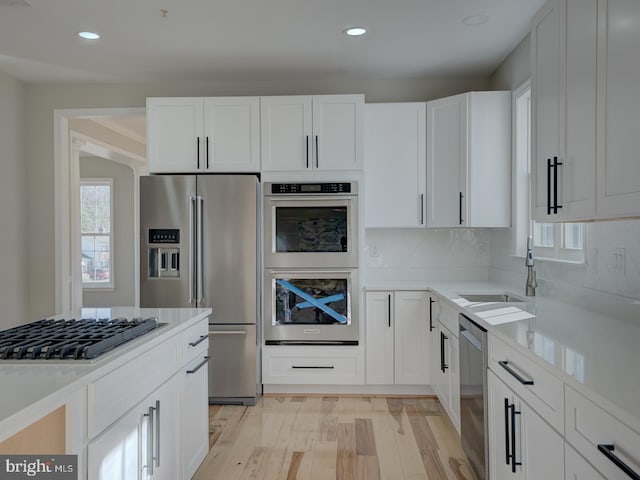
[25,75,490,318]
[0,70,28,328]
[489,34,532,91]
[80,156,136,307]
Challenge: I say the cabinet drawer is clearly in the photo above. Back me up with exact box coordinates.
[438,300,459,337]
[181,318,209,362]
[488,334,564,432]
[263,346,363,385]
[565,386,640,480]
[88,335,181,438]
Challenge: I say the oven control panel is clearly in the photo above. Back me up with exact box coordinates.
[269,182,353,195]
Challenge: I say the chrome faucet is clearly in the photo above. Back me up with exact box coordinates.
[525,235,537,296]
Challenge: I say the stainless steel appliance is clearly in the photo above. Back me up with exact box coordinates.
[0,317,162,360]
[140,174,260,405]
[263,182,359,268]
[459,313,489,480]
[263,268,359,345]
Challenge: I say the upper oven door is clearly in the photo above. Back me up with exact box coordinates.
[263,195,359,268]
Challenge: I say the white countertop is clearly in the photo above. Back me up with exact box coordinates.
[366,280,640,429]
[0,307,211,442]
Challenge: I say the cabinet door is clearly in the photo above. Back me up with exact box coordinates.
[447,327,461,433]
[364,103,426,228]
[312,95,364,171]
[202,97,260,172]
[147,97,203,173]
[488,371,564,480]
[88,406,141,480]
[181,353,210,480]
[565,443,606,480]
[394,291,430,385]
[532,0,598,222]
[596,0,640,217]
[365,291,394,384]
[151,376,179,480]
[260,96,312,171]
[426,94,467,227]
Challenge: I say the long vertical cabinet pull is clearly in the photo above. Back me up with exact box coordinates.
[459,192,464,225]
[206,136,210,169]
[306,136,309,168]
[547,158,552,215]
[197,196,205,303]
[387,294,392,328]
[188,196,197,304]
[510,403,522,473]
[196,137,200,170]
[315,135,319,168]
[553,156,563,214]
[154,400,161,468]
[420,193,425,225]
[440,332,448,372]
[144,405,155,476]
[504,398,511,466]
[429,298,435,332]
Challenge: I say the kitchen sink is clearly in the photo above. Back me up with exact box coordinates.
[458,293,527,303]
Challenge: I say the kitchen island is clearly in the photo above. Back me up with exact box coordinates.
[0,307,211,480]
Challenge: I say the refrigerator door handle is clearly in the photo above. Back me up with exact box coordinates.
[188,195,197,303]
[197,195,205,303]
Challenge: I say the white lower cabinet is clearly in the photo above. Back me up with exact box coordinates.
[565,443,606,480]
[488,369,564,479]
[88,375,179,480]
[365,290,432,385]
[87,317,210,480]
[432,301,460,433]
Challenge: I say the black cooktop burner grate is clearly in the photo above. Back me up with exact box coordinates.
[0,317,160,360]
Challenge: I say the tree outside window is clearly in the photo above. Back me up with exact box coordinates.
[81,179,113,288]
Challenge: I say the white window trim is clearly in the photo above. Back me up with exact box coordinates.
[81,178,114,290]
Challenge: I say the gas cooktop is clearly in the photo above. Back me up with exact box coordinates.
[0,317,162,361]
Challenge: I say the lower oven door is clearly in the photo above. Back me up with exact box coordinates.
[263,269,359,345]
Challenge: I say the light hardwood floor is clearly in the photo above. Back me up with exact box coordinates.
[193,395,476,480]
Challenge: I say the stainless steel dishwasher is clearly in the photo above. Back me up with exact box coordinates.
[459,313,488,480]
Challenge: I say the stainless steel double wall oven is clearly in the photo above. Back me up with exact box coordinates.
[263,182,359,345]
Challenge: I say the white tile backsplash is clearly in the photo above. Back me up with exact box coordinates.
[364,228,491,283]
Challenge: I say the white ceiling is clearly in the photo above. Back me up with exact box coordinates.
[0,0,545,84]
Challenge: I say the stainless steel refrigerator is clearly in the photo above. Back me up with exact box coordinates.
[140,174,260,406]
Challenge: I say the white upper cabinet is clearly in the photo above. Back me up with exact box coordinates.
[426,91,511,228]
[595,0,640,218]
[532,0,640,221]
[364,103,426,228]
[147,97,260,173]
[261,94,364,172]
[532,0,598,222]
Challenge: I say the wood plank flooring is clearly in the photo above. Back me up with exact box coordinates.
[194,396,476,480]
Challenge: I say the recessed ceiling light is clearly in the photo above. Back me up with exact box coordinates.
[78,31,101,40]
[344,27,367,37]
[462,15,489,26]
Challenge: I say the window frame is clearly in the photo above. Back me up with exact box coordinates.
[81,178,114,290]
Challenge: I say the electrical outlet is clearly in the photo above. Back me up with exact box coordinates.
[610,247,626,275]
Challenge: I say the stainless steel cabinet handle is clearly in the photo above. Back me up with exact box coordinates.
[499,360,534,385]
[189,335,208,347]
[291,365,334,369]
[597,444,640,480]
[188,196,197,303]
[144,405,154,476]
[187,355,211,374]
[209,330,247,335]
[154,400,160,469]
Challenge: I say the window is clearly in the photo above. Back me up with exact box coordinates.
[81,179,113,288]
[512,81,585,262]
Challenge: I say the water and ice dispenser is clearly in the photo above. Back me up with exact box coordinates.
[148,229,180,278]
